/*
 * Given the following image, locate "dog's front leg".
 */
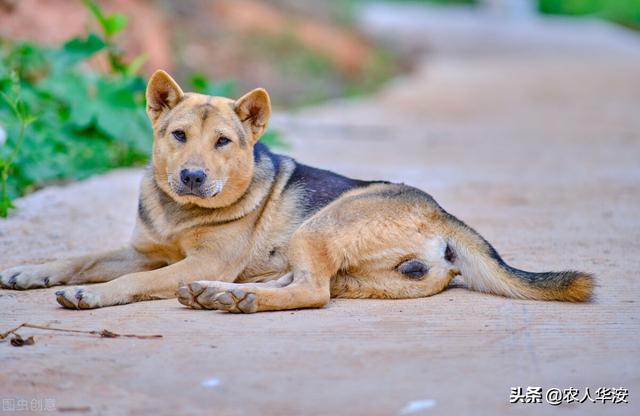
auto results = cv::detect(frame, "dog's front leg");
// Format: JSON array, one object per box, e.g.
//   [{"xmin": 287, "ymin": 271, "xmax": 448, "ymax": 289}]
[
  {"xmin": 0, "ymin": 246, "xmax": 162, "ymax": 290},
  {"xmin": 54, "ymin": 252, "xmax": 243, "ymax": 309}
]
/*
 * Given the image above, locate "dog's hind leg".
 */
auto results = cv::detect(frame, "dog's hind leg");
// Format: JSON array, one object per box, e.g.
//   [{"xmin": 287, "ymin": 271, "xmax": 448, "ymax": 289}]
[{"xmin": 0, "ymin": 247, "xmax": 164, "ymax": 290}]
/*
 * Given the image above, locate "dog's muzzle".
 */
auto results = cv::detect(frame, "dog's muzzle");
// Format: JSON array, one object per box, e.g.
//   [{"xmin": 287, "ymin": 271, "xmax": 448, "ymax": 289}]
[{"xmin": 172, "ymin": 170, "xmax": 224, "ymax": 198}]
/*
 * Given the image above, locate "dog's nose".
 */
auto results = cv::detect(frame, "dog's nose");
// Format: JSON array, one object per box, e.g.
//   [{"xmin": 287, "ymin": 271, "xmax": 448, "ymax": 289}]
[{"xmin": 180, "ymin": 169, "xmax": 206, "ymax": 189}]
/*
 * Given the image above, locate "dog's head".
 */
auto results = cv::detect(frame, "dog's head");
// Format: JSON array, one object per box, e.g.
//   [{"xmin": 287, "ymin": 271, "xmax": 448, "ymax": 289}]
[{"xmin": 145, "ymin": 70, "xmax": 271, "ymax": 208}]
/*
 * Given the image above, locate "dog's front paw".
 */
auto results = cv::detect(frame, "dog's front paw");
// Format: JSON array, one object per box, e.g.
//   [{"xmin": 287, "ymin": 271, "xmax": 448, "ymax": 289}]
[
  {"xmin": 55, "ymin": 287, "xmax": 102, "ymax": 309},
  {"xmin": 0, "ymin": 265, "xmax": 59, "ymax": 290},
  {"xmin": 177, "ymin": 281, "xmax": 257, "ymax": 313}
]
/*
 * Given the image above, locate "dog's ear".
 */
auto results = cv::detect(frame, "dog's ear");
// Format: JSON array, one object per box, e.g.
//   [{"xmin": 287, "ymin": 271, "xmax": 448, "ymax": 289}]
[
  {"xmin": 234, "ymin": 88, "xmax": 271, "ymax": 143},
  {"xmin": 146, "ymin": 70, "xmax": 184, "ymax": 123}
]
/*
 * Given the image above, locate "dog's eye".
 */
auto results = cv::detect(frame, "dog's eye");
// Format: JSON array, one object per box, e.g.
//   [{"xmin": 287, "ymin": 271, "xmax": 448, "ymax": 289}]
[
  {"xmin": 172, "ymin": 130, "xmax": 187, "ymax": 143},
  {"xmin": 215, "ymin": 136, "xmax": 231, "ymax": 148}
]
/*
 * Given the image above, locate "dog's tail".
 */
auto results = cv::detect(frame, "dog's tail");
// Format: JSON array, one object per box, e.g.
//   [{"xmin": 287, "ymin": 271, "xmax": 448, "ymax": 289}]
[{"xmin": 443, "ymin": 215, "xmax": 593, "ymax": 302}]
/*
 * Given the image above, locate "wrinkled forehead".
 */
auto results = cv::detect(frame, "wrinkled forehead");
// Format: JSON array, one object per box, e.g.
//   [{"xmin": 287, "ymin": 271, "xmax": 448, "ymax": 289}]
[{"xmin": 157, "ymin": 93, "xmax": 246, "ymax": 140}]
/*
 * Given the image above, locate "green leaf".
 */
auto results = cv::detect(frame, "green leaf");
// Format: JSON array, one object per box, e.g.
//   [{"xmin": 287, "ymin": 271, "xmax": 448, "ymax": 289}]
[
  {"xmin": 59, "ymin": 34, "xmax": 106, "ymax": 65},
  {"xmin": 81, "ymin": 0, "xmax": 127, "ymax": 37},
  {"xmin": 103, "ymin": 14, "xmax": 128, "ymax": 36},
  {"xmin": 82, "ymin": 0, "xmax": 107, "ymax": 28},
  {"xmin": 189, "ymin": 72, "xmax": 209, "ymax": 93},
  {"xmin": 125, "ymin": 54, "xmax": 148, "ymax": 76},
  {"xmin": 39, "ymin": 72, "xmax": 95, "ymax": 128},
  {"xmin": 96, "ymin": 77, "xmax": 138, "ymax": 108}
]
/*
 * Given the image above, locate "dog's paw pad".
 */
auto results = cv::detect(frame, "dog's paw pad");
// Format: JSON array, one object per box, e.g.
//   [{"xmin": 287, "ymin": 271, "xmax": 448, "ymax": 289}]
[
  {"xmin": 215, "ymin": 292, "xmax": 234, "ymax": 306},
  {"xmin": 236, "ymin": 292, "xmax": 257, "ymax": 314},
  {"xmin": 177, "ymin": 285, "xmax": 204, "ymax": 309},
  {"xmin": 177, "ymin": 282, "xmax": 258, "ymax": 313},
  {"xmin": 210, "ymin": 288, "xmax": 257, "ymax": 314}
]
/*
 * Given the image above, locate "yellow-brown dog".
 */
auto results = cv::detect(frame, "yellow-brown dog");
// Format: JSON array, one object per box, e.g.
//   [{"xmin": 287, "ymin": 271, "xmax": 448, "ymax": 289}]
[{"xmin": 0, "ymin": 70, "xmax": 593, "ymax": 312}]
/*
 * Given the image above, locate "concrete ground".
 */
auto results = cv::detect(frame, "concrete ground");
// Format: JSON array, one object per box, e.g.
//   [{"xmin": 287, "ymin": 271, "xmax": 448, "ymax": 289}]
[{"xmin": 1, "ymin": 4, "xmax": 639, "ymax": 415}]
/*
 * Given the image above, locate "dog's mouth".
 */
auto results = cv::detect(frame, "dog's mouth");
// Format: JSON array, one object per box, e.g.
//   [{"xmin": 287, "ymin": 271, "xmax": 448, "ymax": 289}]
[
  {"xmin": 169, "ymin": 176, "xmax": 226, "ymax": 199},
  {"xmin": 176, "ymin": 188, "xmax": 219, "ymax": 198}
]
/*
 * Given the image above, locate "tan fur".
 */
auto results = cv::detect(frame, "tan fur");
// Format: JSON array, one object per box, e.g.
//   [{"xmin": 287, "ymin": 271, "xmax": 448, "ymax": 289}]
[{"xmin": 0, "ymin": 70, "xmax": 593, "ymax": 311}]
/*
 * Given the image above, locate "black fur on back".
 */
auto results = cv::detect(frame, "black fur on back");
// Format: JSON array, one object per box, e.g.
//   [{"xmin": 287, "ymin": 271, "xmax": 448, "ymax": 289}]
[
  {"xmin": 277, "ymin": 152, "xmax": 384, "ymax": 216},
  {"xmin": 255, "ymin": 142, "xmax": 383, "ymax": 216}
]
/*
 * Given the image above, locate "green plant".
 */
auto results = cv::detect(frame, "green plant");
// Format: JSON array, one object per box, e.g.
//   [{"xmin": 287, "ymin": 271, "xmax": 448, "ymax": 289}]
[
  {"xmin": 0, "ymin": 1, "xmax": 151, "ymax": 218},
  {"xmin": 538, "ymin": 0, "xmax": 640, "ymax": 30},
  {"xmin": 81, "ymin": 0, "xmax": 142, "ymax": 74},
  {"xmin": 0, "ymin": 1, "xmax": 284, "ymax": 218},
  {"xmin": 0, "ymin": 74, "xmax": 36, "ymax": 217}
]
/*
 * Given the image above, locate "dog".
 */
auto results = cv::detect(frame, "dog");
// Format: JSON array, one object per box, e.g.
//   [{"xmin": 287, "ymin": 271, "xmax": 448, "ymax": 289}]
[{"xmin": 0, "ymin": 70, "xmax": 593, "ymax": 312}]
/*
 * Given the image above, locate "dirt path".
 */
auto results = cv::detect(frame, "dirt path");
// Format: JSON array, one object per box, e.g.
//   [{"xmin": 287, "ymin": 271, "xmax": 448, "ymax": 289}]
[{"xmin": 1, "ymin": 4, "xmax": 639, "ymax": 415}]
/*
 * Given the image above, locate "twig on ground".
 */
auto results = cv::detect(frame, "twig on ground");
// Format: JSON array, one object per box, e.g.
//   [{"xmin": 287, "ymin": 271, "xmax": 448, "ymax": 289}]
[{"xmin": 0, "ymin": 322, "xmax": 162, "ymax": 341}]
